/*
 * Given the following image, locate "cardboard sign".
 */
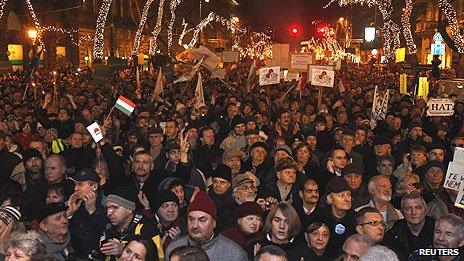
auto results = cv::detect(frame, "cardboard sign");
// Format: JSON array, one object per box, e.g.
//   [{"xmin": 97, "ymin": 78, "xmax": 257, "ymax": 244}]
[
  {"xmin": 259, "ymin": 66, "xmax": 281, "ymax": 86},
  {"xmin": 308, "ymin": 65, "xmax": 334, "ymax": 83},
  {"xmin": 395, "ymin": 48, "xmax": 406, "ymax": 63},
  {"xmin": 222, "ymin": 51, "xmax": 239, "ymax": 62},
  {"xmin": 455, "ymin": 180, "xmax": 464, "ymax": 209},
  {"xmin": 444, "ymin": 162, "xmax": 464, "ymax": 191},
  {"xmin": 86, "ymin": 122, "xmax": 104, "ymax": 143},
  {"xmin": 311, "ymin": 68, "xmax": 335, "ymax": 87},
  {"xmin": 400, "ymin": 74, "xmax": 407, "ymax": 94},
  {"xmin": 454, "ymin": 147, "xmax": 464, "ymax": 163},
  {"xmin": 291, "ymin": 54, "xmax": 312, "ymax": 70},
  {"xmin": 426, "ymin": 98, "xmax": 454, "ymax": 116}
]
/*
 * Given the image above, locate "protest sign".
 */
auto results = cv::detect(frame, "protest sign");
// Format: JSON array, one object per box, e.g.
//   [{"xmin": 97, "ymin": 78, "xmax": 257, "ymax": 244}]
[
  {"xmin": 427, "ymin": 98, "xmax": 454, "ymax": 116},
  {"xmin": 268, "ymin": 44, "xmax": 289, "ymax": 67},
  {"xmin": 444, "ymin": 162, "xmax": 464, "ymax": 191},
  {"xmin": 454, "ymin": 147, "xmax": 464, "ymax": 163},
  {"xmin": 86, "ymin": 122, "xmax": 104, "ymax": 143},
  {"xmin": 395, "ymin": 48, "xmax": 405, "ymax": 63},
  {"xmin": 308, "ymin": 65, "xmax": 334, "ymax": 83},
  {"xmin": 311, "ymin": 68, "xmax": 335, "ymax": 87},
  {"xmin": 222, "ymin": 51, "xmax": 239, "ymax": 62},
  {"xmin": 455, "ymin": 181, "xmax": 464, "ymax": 209},
  {"xmin": 259, "ymin": 66, "xmax": 281, "ymax": 86},
  {"xmin": 291, "ymin": 54, "xmax": 312, "ymax": 70}
]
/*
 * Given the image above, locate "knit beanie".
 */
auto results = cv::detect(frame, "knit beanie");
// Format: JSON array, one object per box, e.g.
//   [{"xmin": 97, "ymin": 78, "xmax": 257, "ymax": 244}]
[
  {"xmin": 188, "ymin": 191, "xmax": 217, "ymax": 220},
  {"xmin": 105, "ymin": 186, "xmax": 136, "ymax": 211},
  {"xmin": 231, "ymin": 115, "xmax": 245, "ymax": 128},
  {"xmin": 211, "ymin": 164, "xmax": 232, "ymax": 183},
  {"xmin": 0, "ymin": 206, "xmax": 21, "ymax": 226},
  {"xmin": 22, "ymin": 148, "xmax": 43, "ymax": 165},
  {"xmin": 234, "ymin": 201, "xmax": 263, "ymax": 221},
  {"xmin": 150, "ymin": 190, "xmax": 179, "ymax": 212}
]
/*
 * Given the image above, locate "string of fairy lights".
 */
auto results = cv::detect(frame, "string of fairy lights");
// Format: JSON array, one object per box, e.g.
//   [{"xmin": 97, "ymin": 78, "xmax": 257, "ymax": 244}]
[
  {"xmin": 167, "ymin": 0, "xmax": 183, "ymax": 52},
  {"xmin": 401, "ymin": 0, "xmax": 416, "ymax": 54},
  {"xmin": 132, "ymin": 0, "xmax": 155, "ymax": 57},
  {"xmin": 92, "ymin": 0, "xmax": 112, "ymax": 60},
  {"xmin": 301, "ymin": 27, "xmax": 347, "ymax": 60},
  {"xmin": 0, "ymin": 0, "xmax": 7, "ymax": 20},
  {"xmin": 437, "ymin": 0, "xmax": 464, "ymax": 53},
  {"xmin": 148, "ymin": 0, "xmax": 166, "ymax": 56}
]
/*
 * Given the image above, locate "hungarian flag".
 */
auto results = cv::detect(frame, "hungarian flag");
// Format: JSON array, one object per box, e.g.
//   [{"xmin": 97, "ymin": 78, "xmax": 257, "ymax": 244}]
[{"xmin": 115, "ymin": 96, "xmax": 136, "ymax": 116}]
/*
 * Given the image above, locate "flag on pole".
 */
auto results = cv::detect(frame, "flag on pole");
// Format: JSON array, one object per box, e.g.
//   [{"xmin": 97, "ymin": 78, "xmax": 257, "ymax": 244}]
[
  {"xmin": 174, "ymin": 57, "xmax": 204, "ymax": 83},
  {"xmin": 295, "ymin": 75, "xmax": 305, "ymax": 98},
  {"xmin": 370, "ymin": 86, "xmax": 390, "ymax": 129},
  {"xmin": 195, "ymin": 72, "xmax": 205, "ymax": 105},
  {"xmin": 246, "ymin": 60, "xmax": 256, "ymax": 91},
  {"xmin": 135, "ymin": 65, "xmax": 141, "ymax": 91},
  {"xmin": 22, "ymin": 49, "xmax": 43, "ymax": 85},
  {"xmin": 115, "ymin": 96, "xmax": 136, "ymax": 116},
  {"xmin": 152, "ymin": 68, "xmax": 164, "ymax": 100}
]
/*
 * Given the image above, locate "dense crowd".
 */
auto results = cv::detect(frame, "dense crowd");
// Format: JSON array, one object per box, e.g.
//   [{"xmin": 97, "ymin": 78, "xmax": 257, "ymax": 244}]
[{"xmin": 0, "ymin": 60, "xmax": 462, "ymax": 261}]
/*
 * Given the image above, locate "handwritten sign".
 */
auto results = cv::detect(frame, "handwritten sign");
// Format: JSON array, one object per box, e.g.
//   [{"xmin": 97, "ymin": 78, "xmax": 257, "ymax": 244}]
[
  {"xmin": 222, "ymin": 51, "xmax": 239, "ymax": 62},
  {"xmin": 291, "ymin": 54, "xmax": 312, "ymax": 70},
  {"xmin": 444, "ymin": 162, "xmax": 464, "ymax": 191},
  {"xmin": 455, "ymin": 181, "xmax": 464, "ymax": 209},
  {"xmin": 427, "ymin": 98, "xmax": 454, "ymax": 116}
]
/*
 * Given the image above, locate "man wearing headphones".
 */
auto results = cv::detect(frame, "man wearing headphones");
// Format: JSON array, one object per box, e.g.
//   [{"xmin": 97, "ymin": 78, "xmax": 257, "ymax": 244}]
[{"xmin": 68, "ymin": 168, "xmax": 109, "ymax": 258}]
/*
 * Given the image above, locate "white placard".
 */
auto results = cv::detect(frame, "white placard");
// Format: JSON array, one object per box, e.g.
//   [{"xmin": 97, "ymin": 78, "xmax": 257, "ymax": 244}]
[
  {"xmin": 291, "ymin": 54, "xmax": 312, "ymax": 70},
  {"xmin": 454, "ymin": 147, "xmax": 464, "ymax": 163},
  {"xmin": 86, "ymin": 122, "xmax": 104, "ymax": 143},
  {"xmin": 222, "ymin": 51, "xmax": 239, "ymax": 62},
  {"xmin": 308, "ymin": 65, "xmax": 334, "ymax": 83},
  {"xmin": 311, "ymin": 68, "xmax": 335, "ymax": 87},
  {"xmin": 455, "ymin": 181, "xmax": 464, "ymax": 209},
  {"xmin": 259, "ymin": 66, "xmax": 281, "ymax": 86},
  {"xmin": 444, "ymin": 162, "xmax": 464, "ymax": 191},
  {"xmin": 427, "ymin": 98, "xmax": 454, "ymax": 116},
  {"xmin": 285, "ymin": 72, "xmax": 300, "ymax": 82}
]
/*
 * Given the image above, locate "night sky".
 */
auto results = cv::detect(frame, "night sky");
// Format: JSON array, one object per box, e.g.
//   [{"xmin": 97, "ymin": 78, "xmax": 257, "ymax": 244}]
[{"xmin": 237, "ymin": 0, "xmax": 373, "ymax": 41}]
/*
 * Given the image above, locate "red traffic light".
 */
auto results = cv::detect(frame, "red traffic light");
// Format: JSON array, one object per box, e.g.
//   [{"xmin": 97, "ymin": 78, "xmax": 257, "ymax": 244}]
[{"xmin": 289, "ymin": 24, "xmax": 302, "ymax": 37}]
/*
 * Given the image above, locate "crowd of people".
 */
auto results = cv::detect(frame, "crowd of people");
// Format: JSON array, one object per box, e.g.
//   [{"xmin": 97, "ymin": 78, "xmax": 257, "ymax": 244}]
[{"xmin": 0, "ymin": 59, "xmax": 462, "ymax": 261}]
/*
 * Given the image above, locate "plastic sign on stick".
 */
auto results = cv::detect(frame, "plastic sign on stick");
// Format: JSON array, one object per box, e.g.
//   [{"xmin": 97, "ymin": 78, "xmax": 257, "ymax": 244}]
[{"xmin": 86, "ymin": 122, "xmax": 104, "ymax": 143}]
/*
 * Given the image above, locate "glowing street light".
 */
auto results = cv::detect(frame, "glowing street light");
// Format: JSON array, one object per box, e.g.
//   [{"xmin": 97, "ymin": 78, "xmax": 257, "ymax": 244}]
[{"xmin": 27, "ymin": 29, "xmax": 38, "ymax": 40}]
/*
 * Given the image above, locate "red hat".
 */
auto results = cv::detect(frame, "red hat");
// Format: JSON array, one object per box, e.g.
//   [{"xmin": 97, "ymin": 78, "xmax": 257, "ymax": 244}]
[{"xmin": 188, "ymin": 191, "xmax": 217, "ymax": 220}]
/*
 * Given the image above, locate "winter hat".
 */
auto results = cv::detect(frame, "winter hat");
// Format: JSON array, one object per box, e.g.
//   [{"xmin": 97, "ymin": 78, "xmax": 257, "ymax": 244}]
[
  {"xmin": 250, "ymin": 141, "xmax": 269, "ymax": 153},
  {"xmin": 22, "ymin": 148, "xmax": 43, "ymax": 165},
  {"xmin": 342, "ymin": 161, "xmax": 365, "ymax": 176},
  {"xmin": 231, "ymin": 115, "xmax": 245, "ymax": 128},
  {"xmin": 46, "ymin": 128, "xmax": 58, "ymax": 138},
  {"xmin": 326, "ymin": 177, "xmax": 351, "ymax": 194},
  {"xmin": 222, "ymin": 149, "xmax": 244, "ymax": 160},
  {"xmin": 150, "ymin": 190, "xmax": 179, "ymax": 212},
  {"xmin": 424, "ymin": 160, "xmax": 446, "ymax": 174},
  {"xmin": 373, "ymin": 135, "xmax": 390, "ymax": 146},
  {"xmin": 314, "ymin": 114, "xmax": 327, "ymax": 124},
  {"xmin": 37, "ymin": 203, "xmax": 68, "ymax": 222},
  {"xmin": 0, "ymin": 206, "xmax": 21, "ymax": 226},
  {"xmin": 234, "ymin": 201, "xmax": 263, "ymax": 221},
  {"xmin": 275, "ymin": 157, "xmax": 298, "ymax": 172},
  {"xmin": 274, "ymin": 145, "xmax": 292, "ymax": 156},
  {"xmin": 244, "ymin": 129, "xmax": 259, "ymax": 136},
  {"xmin": 105, "ymin": 186, "xmax": 137, "ymax": 211},
  {"xmin": 188, "ymin": 191, "xmax": 217, "ymax": 220},
  {"xmin": 211, "ymin": 164, "xmax": 232, "ymax": 182}
]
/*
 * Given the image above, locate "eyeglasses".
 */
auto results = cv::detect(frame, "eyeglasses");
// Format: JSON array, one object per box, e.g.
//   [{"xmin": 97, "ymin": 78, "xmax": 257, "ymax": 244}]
[{"xmin": 359, "ymin": 220, "xmax": 386, "ymax": 227}]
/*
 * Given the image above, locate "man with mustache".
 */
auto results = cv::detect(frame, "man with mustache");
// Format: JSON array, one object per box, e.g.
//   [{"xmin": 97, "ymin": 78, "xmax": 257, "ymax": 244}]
[
  {"xmin": 293, "ymin": 179, "xmax": 321, "ymax": 231},
  {"xmin": 355, "ymin": 175, "xmax": 403, "ymax": 231},
  {"xmin": 165, "ymin": 191, "xmax": 247, "ymax": 260}
]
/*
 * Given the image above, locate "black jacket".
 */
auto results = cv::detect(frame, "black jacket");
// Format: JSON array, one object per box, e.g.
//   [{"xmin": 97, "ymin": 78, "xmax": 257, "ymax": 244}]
[
  {"xmin": 384, "ymin": 216, "xmax": 435, "ymax": 260},
  {"xmin": 247, "ymin": 234, "xmax": 314, "ymax": 261}
]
